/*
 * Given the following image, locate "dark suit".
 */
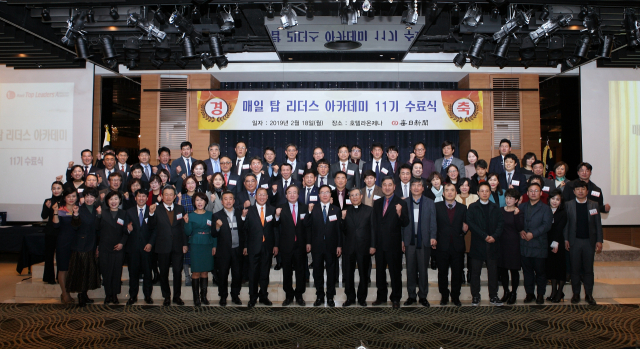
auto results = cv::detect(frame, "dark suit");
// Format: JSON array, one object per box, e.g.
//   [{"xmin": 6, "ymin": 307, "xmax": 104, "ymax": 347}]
[
  {"xmin": 402, "ymin": 196, "xmax": 437, "ymax": 300},
  {"xmin": 435, "ymin": 201, "xmax": 467, "ymax": 300},
  {"xmin": 95, "ymin": 168, "xmax": 126, "ymax": 191},
  {"xmin": 316, "ymin": 174, "xmax": 335, "ymax": 188},
  {"xmin": 330, "ymin": 161, "xmax": 361, "ymax": 189},
  {"xmin": 170, "ymin": 157, "xmax": 197, "ymax": 194},
  {"xmin": 231, "ymin": 157, "xmax": 251, "ymax": 177},
  {"xmin": 284, "ymin": 160, "xmax": 306, "ymax": 183},
  {"xmin": 156, "ymin": 163, "xmax": 171, "ymax": 173},
  {"xmin": 213, "ymin": 208, "xmax": 245, "ymax": 299},
  {"xmin": 373, "ymin": 195, "xmax": 410, "ymax": 302},
  {"xmin": 489, "ymin": 154, "xmax": 520, "ymax": 176},
  {"xmin": 204, "ymin": 158, "xmax": 221, "ymax": 176},
  {"xmin": 234, "ymin": 189, "xmax": 257, "ymax": 211},
  {"xmin": 563, "ymin": 179, "xmax": 609, "ymax": 213},
  {"xmin": 96, "ymin": 209, "xmax": 129, "ymax": 298},
  {"xmin": 277, "ymin": 202, "xmax": 309, "ymax": 300},
  {"xmin": 66, "ymin": 164, "xmax": 97, "ymax": 183},
  {"xmin": 116, "ymin": 163, "xmax": 130, "ymax": 177},
  {"xmin": 149, "ymin": 204, "xmax": 187, "ymax": 300},
  {"xmin": 269, "ymin": 177, "xmax": 301, "ymax": 207},
  {"xmin": 299, "ymin": 185, "xmax": 319, "ymax": 206},
  {"xmin": 331, "ymin": 188, "xmax": 352, "ymax": 211},
  {"xmin": 125, "ymin": 205, "xmax": 155, "ymax": 299},
  {"xmin": 466, "ymin": 201, "xmax": 504, "ymax": 299},
  {"xmin": 499, "ymin": 170, "xmax": 528, "ymax": 196},
  {"xmin": 262, "ymin": 162, "xmax": 280, "ymax": 179},
  {"xmin": 242, "ymin": 204, "xmax": 279, "ymax": 301},
  {"xmin": 341, "ymin": 204, "xmax": 375, "ymax": 302},
  {"xmin": 304, "ymin": 202, "xmax": 343, "ymax": 300},
  {"xmin": 221, "ymin": 172, "xmax": 241, "ymax": 197},
  {"xmin": 365, "ymin": 159, "xmax": 394, "ymax": 186},
  {"xmin": 243, "ymin": 172, "xmax": 271, "ymax": 193},
  {"xmin": 394, "ymin": 181, "xmax": 413, "ymax": 199},
  {"xmin": 74, "ymin": 204, "xmax": 99, "ymax": 253}
]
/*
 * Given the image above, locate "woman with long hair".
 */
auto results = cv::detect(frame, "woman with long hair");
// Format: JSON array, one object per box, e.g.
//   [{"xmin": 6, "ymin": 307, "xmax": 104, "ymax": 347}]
[
  {"xmin": 487, "ymin": 173, "xmax": 506, "ymax": 207},
  {"xmin": 41, "ymin": 181, "xmax": 64, "ymax": 284},
  {"xmin": 51, "ymin": 187, "xmax": 80, "ymax": 304},
  {"xmin": 546, "ymin": 190, "xmax": 568, "ymax": 303}
]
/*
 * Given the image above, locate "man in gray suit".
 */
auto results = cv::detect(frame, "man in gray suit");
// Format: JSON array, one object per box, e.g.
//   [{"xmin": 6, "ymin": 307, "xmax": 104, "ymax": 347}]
[
  {"xmin": 564, "ymin": 180, "xmax": 603, "ymax": 306},
  {"xmin": 401, "ymin": 178, "xmax": 437, "ymax": 307},
  {"xmin": 518, "ymin": 183, "xmax": 553, "ymax": 305},
  {"xmin": 434, "ymin": 141, "xmax": 466, "ymax": 179},
  {"xmin": 331, "ymin": 144, "xmax": 361, "ymax": 190}
]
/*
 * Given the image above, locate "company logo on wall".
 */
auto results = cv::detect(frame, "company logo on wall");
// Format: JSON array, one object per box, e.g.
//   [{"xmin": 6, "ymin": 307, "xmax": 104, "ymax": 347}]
[
  {"xmin": 448, "ymin": 97, "xmax": 480, "ymax": 123},
  {"xmin": 6, "ymin": 91, "xmax": 15, "ymax": 99},
  {"xmin": 202, "ymin": 97, "xmax": 231, "ymax": 121}
]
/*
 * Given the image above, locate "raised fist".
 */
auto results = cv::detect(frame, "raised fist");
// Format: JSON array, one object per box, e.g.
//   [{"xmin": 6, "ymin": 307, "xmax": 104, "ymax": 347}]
[
  {"xmin": 45, "ymin": 200, "xmax": 51, "ymax": 208},
  {"xmin": 216, "ymin": 219, "xmax": 223, "ymax": 229},
  {"xmin": 55, "ymin": 175, "xmax": 63, "ymax": 182},
  {"xmin": 127, "ymin": 222, "xmax": 133, "ymax": 231},
  {"xmin": 342, "ymin": 210, "xmax": 347, "ymax": 219},
  {"xmin": 276, "ymin": 208, "xmax": 282, "ymax": 217},
  {"xmin": 244, "ymin": 200, "xmax": 251, "ymax": 208},
  {"xmin": 176, "ymin": 165, "xmax": 182, "ymax": 174},
  {"xmin": 395, "ymin": 204, "xmax": 402, "ymax": 217},
  {"xmin": 149, "ymin": 203, "xmax": 157, "ymax": 214},
  {"xmin": 183, "ymin": 214, "xmax": 189, "ymax": 224},
  {"xmin": 409, "ymin": 153, "xmax": 416, "ymax": 162},
  {"xmin": 124, "ymin": 192, "xmax": 129, "ymax": 200},
  {"xmin": 52, "ymin": 202, "xmax": 59, "ymax": 213},
  {"xmin": 272, "ymin": 184, "xmax": 278, "ymax": 192},
  {"xmin": 68, "ymin": 161, "xmax": 74, "ymax": 168},
  {"xmin": 96, "ymin": 206, "xmax": 102, "ymax": 215},
  {"xmin": 308, "ymin": 203, "xmax": 315, "ymax": 212},
  {"xmin": 307, "ymin": 162, "xmax": 312, "ymax": 169},
  {"xmin": 273, "ymin": 164, "xmax": 279, "ymax": 173},
  {"xmin": 210, "ymin": 193, "xmax": 216, "ymax": 202},
  {"xmin": 97, "ymin": 175, "xmax": 103, "ymax": 184}
]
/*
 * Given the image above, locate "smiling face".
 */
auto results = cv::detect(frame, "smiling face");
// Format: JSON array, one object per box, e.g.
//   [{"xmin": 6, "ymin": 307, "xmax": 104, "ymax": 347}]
[
  {"xmin": 208, "ymin": 145, "xmax": 220, "ymax": 160},
  {"xmin": 338, "ymin": 147, "xmax": 350, "ymax": 162}
]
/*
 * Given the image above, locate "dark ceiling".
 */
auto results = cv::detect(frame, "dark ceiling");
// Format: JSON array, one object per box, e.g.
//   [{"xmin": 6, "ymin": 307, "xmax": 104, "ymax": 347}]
[{"xmin": 0, "ymin": 0, "xmax": 639, "ymax": 70}]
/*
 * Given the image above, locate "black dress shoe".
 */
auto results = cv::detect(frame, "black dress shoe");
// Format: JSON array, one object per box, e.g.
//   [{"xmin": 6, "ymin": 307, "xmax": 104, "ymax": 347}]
[
  {"xmin": 571, "ymin": 294, "xmax": 580, "ymax": 304},
  {"xmin": 536, "ymin": 294, "xmax": 544, "ymax": 305},
  {"xmin": 78, "ymin": 296, "xmax": 86, "ymax": 307},
  {"xmin": 404, "ymin": 298, "xmax": 416, "ymax": 306},
  {"xmin": 420, "ymin": 299, "xmax": 430, "ymax": 307},
  {"xmin": 163, "ymin": 298, "xmax": 171, "ymax": 306},
  {"xmin": 342, "ymin": 300, "xmax": 353, "ymax": 307},
  {"xmin": 127, "ymin": 297, "xmax": 137, "ymax": 305},
  {"xmin": 231, "ymin": 296, "xmax": 242, "ymax": 305},
  {"xmin": 358, "ymin": 301, "xmax": 367, "ymax": 307},
  {"xmin": 392, "ymin": 301, "xmax": 401, "ymax": 309},
  {"xmin": 500, "ymin": 291, "xmax": 511, "ymax": 303},
  {"xmin": 313, "ymin": 298, "xmax": 323, "ymax": 307},
  {"xmin": 172, "ymin": 297, "xmax": 185, "ymax": 306},
  {"xmin": 112, "ymin": 297, "xmax": 119, "ymax": 305},
  {"xmin": 103, "ymin": 296, "xmax": 112, "ymax": 305},
  {"xmin": 259, "ymin": 298, "xmax": 273, "ymax": 306},
  {"xmin": 296, "ymin": 297, "xmax": 306, "ymax": 306},
  {"xmin": 282, "ymin": 298, "xmax": 293, "ymax": 306},
  {"xmin": 219, "ymin": 299, "xmax": 227, "ymax": 306},
  {"xmin": 585, "ymin": 294, "xmax": 597, "ymax": 306},
  {"xmin": 80, "ymin": 293, "xmax": 94, "ymax": 304},
  {"xmin": 523, "ymin": 294, "xmax": 535, "ymax": 303},
  {"xmin": 274, "ymin": 263, "xmax": 282, "ymax": 271},
  {"xmin": 552, "ymin": 291, "xmax": 565, "ymax": 303},
  {"xmin": 327, "ymin": 299, "xmax": 335, "ymax": 307},
  {"xmin": 452, "ymin": 298, "xmax": 462, "ymax": 307},
  {"xmin": 372, "ymin": 299, "xmax": 387, "ymax": 306},
  {"xmin": 247, "ymin": 301, "xmax": 256, "ymax": 308},
  {"xmin": 507, "ymin": 292, "xmax": 517, "ymax": 305},
  {"xmin": 440, "ymin": 297, "xmax": 448, "ymax": 306},
  {"xmin": 144, "ymin": 297, "xmax": 153, "ymax": 304}
]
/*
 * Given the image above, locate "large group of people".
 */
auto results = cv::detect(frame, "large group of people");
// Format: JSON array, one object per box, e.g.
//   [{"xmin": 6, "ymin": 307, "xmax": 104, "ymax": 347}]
[{"xmin": 41, "ymin": 138, "xmax": 609, "ymax": 308}]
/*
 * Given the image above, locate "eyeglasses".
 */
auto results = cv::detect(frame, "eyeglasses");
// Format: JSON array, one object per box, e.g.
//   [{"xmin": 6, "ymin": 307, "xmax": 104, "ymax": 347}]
[
  {"xmin": 236, "ymin": 146, "xmax": 247, "ymax": 150},
  {"xmin": 351, "ymin": 149, "xmax": 361, "ymax": 153},
  {"xmin": 220, "ymin": 161, "xmax": 232, "ymax": 165},
  {"xmin": 318, "ymin": 165, "xmax": 329, "ymax": 168},
  {"xmin": 528, "ymin": 190, "xmax": 540, "ymax": 193}
]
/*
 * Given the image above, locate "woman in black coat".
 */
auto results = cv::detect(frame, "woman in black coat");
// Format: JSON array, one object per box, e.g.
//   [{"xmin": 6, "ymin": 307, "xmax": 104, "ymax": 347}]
[
  {"xmin": 497, "ymin": 189, "xmax": 525, "ymax": 305},
  {"xmin": 41, "ymin": 181, "xmax": 64, "ymax": 284},
  {"xmin": 97, "ymin": 191, "xmax": 129, "ymax": 305},
  {"xmin": 546, "ymin": 189, "xmax": 568, "ymax": 303}
]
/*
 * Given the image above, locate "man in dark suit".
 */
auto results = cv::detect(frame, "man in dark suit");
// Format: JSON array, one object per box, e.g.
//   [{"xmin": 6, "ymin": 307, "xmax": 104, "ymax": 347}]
[
  {"xmin": 242, "ymin": 187, "xmax": 279, "ymax": 307},
  {"xmin": 372, "ymin": 176, "xmax": 410, "ymax": 309},
  {"xmin": 231, "ymin": 141, "xmax": 251, "ymax": 177},
  {"xmin": 532, "ymin": 160, "xmax": 556, "ymax": 194},
  {"xmin": 284, "ymin": 143, "xmax": 305, "ymax": 182},
  {"xmin": 148, "ymin": 186, "xmax": 188, "ymax": 306},
  {"xmin": 331, "ymin": 172, "xmax": 352, "ymax": 210},
  {"xmin": 243, "ymin": 156, "xmax": 270, "ymax": 192},
  {"xmin": 262, "ymin": 147, "xmax": 280, "ymax": 179},
  {"xmin": 270, "ymin": 163, "xmax": 301, "ymax": 207},
  {"xmin": 407, "ymin": 142, "xmax": 436, "ymax": 180},
  {"xmin": 65, "ymin": 149, "xmax": 97, "ymax": 182},
  {"xmin": 299, "ymin": 169, "xmax": 319, "ymax": 206},
  {"xmin": 98, "ymin": 173, "xmax": 125, "ymax": 202},
  {"xmin": 153, "ymin": 147, "xmax": 172, "ymax": 174},
  {"xmin": 360, "ymin": 170, "xmax": 384, "ymax": 207},
  {"xmin": 95, "ymin": 153, "xmax": 126, "ymax": 191},
  {"xmin": 116, "ymin": 148, "xmax": 130, "ymax": 176},
  {"xmin": 135, "ymin": 148, "xmax": 153, "ymax": 185},
  {"xmin": 316, "ymin": 159, "xmax": 335, "ymax": 188},
  {"xmin": 341, "ymin": 188, "xmax": 375, "ymax": 307},
  {"xmin": 235, "ymin": 173, "xmax": 258, "ymax": 211},
  {"xmin": 204, "ymin": 143, "xmax": 222, "ymax": 177},
  {"xmin": 435, "ymin": 183, "xmax": 468, "ymax": 307},
  {"xmin": 331, "ymin": 145, "xmax": 361, "ymax": 190},
  {"xmin": 563, "ymin": 162, "xmax": 611, "ymax": 213},
  {"xmin": 489, "ymin": 138, "xmax": 520, "ymax": 176},
  {"xmin": 499, "ymin": 154, "xmax": 528, "ymax": 196},
  {"xmin": 402, "ymin": 178, "xmax": 437, "ymax": 307},
  {"xmin": 304, "ymin": 185, "xmax": 343, "ymax": 307},
  {"xmin": 367, "ymin": 143, "xmax": 394, "ymax": 187},
  {"xmin": 220, "ymin": 156, "xmax": 241, "ymax": 196},
  {"xmin": 213, "ymin": 191, "xmax": 245, "ymax": 306},
  {"xmin": 394, "ymin": 164, "xmax": 413, "ymax": 199},
  {"xmin": 434, "ymin": 140, "xmax": 466, "ymax": 179},
  {"xmin": 564, "ymin": 180, "xmax": 603, "ymax": 306},
  {"xmin": 124, "ymin": 189, "xmax": 156, "ymax": 305},
  {"xmin": 170, "ymin": 141, "xmax": 197, "ymax": 193},
  {"xmin": 386, "ymin": 145, "xmax": 401, "ymax": 180},
  {"xmin": 277, "ymin": 186, "xmax": 309, "ymax": 306},
  {"xmin": 349, "ymin": 144, "xmax": 366, "ymax": 177}
]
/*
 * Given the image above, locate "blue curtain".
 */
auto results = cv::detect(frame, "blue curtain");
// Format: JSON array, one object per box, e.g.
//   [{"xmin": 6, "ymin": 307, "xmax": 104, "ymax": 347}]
[{"xmin": 218, "ymin": 81, "xmax": 459, "ymax": 164}]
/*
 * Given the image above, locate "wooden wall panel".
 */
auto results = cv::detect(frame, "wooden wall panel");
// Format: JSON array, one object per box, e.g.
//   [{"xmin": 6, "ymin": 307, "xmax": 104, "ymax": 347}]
[
  {"xmin": 603, "ymin": 226, "xmax": 640, "ymax": 248},
  {"xmin": 459, "ymin": 74, "xmax": 493, "ymax": 164},
  {"xmin": 520, "ymin": 74, "xmax": 542, "ymax": 160},
  {"xmin": 140, "ymin": 75, "xmax": 160, "ymax": 164},
  {"xmin": 92, "ymin": 75, "xmax": 102, "ymax": 158}
]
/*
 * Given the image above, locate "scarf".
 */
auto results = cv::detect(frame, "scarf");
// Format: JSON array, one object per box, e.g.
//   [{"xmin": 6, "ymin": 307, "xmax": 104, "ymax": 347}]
[{"xmin": 431, "ymin": 186, "xmax": 444, "ymax": 203}]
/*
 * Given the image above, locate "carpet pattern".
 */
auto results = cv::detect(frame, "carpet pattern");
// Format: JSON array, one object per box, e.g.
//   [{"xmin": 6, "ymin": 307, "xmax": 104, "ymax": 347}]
[{"xmin": 0, "ymin": 304, "xmax": 639, "ymax": 348}]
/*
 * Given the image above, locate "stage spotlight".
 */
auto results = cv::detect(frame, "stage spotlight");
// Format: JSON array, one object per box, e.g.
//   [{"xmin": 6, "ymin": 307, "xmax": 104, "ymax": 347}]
[
  {"xmin": 149, "ymin": 38, "xmax": 171, "ymax": 68},
  {"xmin": 123, "ymin": 37, "xmax": 140, "ymax": 69},
  {"xmin": 519, "ymin": 36, "xmax": 536, "ymax": 67},
  {"xmin": 74, "ymin": 36, "xmax": 92, "ymax": 61},
  {"xmin": 453, "ymin": 51, "xmax": 466, "ymax": 68},
  {"xmin": 170, "ymin": 11, "xmax": 204, "ymax": 43},
  {"xmin": 462, "ymin": 4, "xmax": 482, "ymax": 27},
  {"xmin": 110, "ymin": 6, "xmax": 119, "ymax": 20},
  {"xmin": 266, "ymin": 3, "xmax": 275, "ymax": 19},
  {"xmin": 490, "ymin": 7, "xmax": 499, "ymax": 20},
  {"xmin": 307, "ymin": 4, "xmax": 315, "ymax": 19},
  {"xmin": 99, "ymin": 35, "xmax": 118, "ymax": 60},
  {"xmin": 451, "ymin": 3, "xmax": 461, "ymax": 24},
  {"xmin": 209, "ymin": 35, "xmax": 228, "ymax": 68},
  {"xmin": 362, "ymin": 0, "xmax": 371, "ymax": 13},
  {"xmin": 201, "ymin": 53, "xmax": 215, "ymax": 69},
  {"xmin": 128, "ymin": 13, "xmax": 167, "ymax": 42},
  {"xmin": 623, "ymin": 8, "xmax": 640, "ymax": 49},
  {"xmin": 539, "ymin": 5, "xmax": 549, "ymax": 21},
  {"xmin": 342, "ymin": 5, "xmax": 359, "ymax": 25},
  {"xmin": 578, "ymin": 5, "xmax": 588, "ymax": 20},
  {"xmin": 493, "ymin": 9, "xmax": 530, "ymax": 42},
  {"xmin": 529, "ymin": 14, "xmax": 572, "ymax": 45},
  {"xmin": 491, "ymin": 36, "xmax": 511, "ymax": 68},
  {"xmin": 280, "ymin": 3, "xmax": 298, "ymax": 29},
  {"xmin": 402, "ymin": 2, "xmax": 418, "ymax": 27},
  {"xmin": 41, "ymin": 8, "xmax": 51, "ymax": 22},
  {"xmin": 598, "ymin": 34, "xmax": 614, "ymax": 59},
  {"xmin": 546, "ymin": 35, "xmax": 563, "ymax": 66},
  {"xmin": 232, "ymin": 5, "xmax": 243, "ymax": 28},
  {"xmin": 174, "ymin": 55, "xmax": 189, "ymax": 69},
  {"xmin": 582, "ymin": 7, "xmax": 600, "ymax": 34},
  {"xmin": 218, "ymin": 11, "xmax": 235, "ymax": 32},
  {"xmin": 87, "ymin": 8, "xmax": 95, "ymax": 23},
  {"xmin": 428, "ymin": 3, "xmax": 439, "ymax": 22},
  {"xmin": 180, "ymin": 36, "xmax": 199, "ymax": 59},
  {"xmin": 61, "ymin": 11, "xmax": 87, "ymax": 47},
  {"xmin": 468, "ymin": 34, "xmax": 488, "ymax": 68},
  {"xmin": 565, "ymin": 35, "xmax": 590, "ymax": 68},
  {"xmin": 192, "ymin": 6, "xmax": 201, "ymax": 24}
]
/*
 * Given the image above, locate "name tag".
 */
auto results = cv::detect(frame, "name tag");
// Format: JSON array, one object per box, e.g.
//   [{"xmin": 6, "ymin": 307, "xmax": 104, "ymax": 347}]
[
  {"xmin": 261, "ymin": 184, "xmax": 268, "ymax": 189},
  {"xmin": 591, "ymin": 191, "xmax": 601, "ymax": 197},
  {"xmin": 542, "ymin": 186, "xmax": 550, "ymax": 192},
  {"xmin": 413, "ymin": 209, "xmax": 420, "ymax": 223},
  {"xmin": 347, "ymin": 170, "xmax": 355, "ymax": 176},
  {"xmin": 300, "ymin": 213, "xmax": 306, "ymax": 219},
  {"xmin": 265, "ymin": 215, "xmax": 273, "ymax": 222},
  {"xmin": 310, "ymin": 196, "xmax": 318, "ymax": 202},
  {"xmin": 329, "ymin": 185, "xmax": 335, "ymax": 190},
  {"xmin": 298, "ymin": 169, "xmax": 304, "ymax": 175},
  {"xmin": 346, "ymin": 199, "xmax": 352, "ymax": 205},
  {"xmin": 229, "ymin": 222, "xmax": 237, "ymax": 229},
  {"xmin": 359, "ymin": 169, "xmax": 362, "ymax": 175},
  {"xmin": 512, "ymin": 180, "xmax": 520, "ymax": 186},
  {"xmin": 176, "ymin": 213, "xmax": 183, "ymax": 220},
  {"xmin": 589, "ymin": 209, "xmax": 598, "ymax": 216},
  {"xmin": 329, "ymin": 214, "xmax": 337, "ymax": 222},
  {"xmin": 373, "ymin": 195, "xmax": 381, "ymax": 200},
  {"xmin": 145, "ymin": 218, "xmax": 148, "ymax": 223},
  {"xmin": 242, "ymin": 164, "xmax": 249, "ymax": 170},
  {"xmin": 77, "ymin": 188, "xmax": 84, "ymax": 193},
  {"xmin": 206, "ymin": 220, "xmax": 212, "ymax": 226},
  {"xmin": 229, "ymin": 180, "xmax": 237, "ymax": 185},
  {"xmin": 117, "ymin": 218, "xmax": 124, "ymax": 225},
  {"xmin": 381, "ymin": 168, "xmax": 389, "ymax": 175}
]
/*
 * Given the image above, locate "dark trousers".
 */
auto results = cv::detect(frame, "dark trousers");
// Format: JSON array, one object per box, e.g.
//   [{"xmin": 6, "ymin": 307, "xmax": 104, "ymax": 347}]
[
  {"xmin": 127, "ymin": 249, "xmax": 152, "ymax": 298},
  {"xmin": 470, "ymin": 257, "xmax": 499, "ymax": 299},
  {"xmin": 312, "ymin": 250, "xmax": 337, "ymax": 299},
  {"xmin": 570, "ymin": 238, "xmax": 595, "ymax": 296},
  {"xmin": 248, "ymin": 244, "xmax": 272, "ymax": 301},
  {"xmin": 375, "ymin": 249, "xmax": 403, "ymax": 302},
  {"xmin": 43, "ymin": 234, "xmax": 57, "ymax": 283},
  {"xmin": 99, "ymin": 251, "xmax": 124, "ymax": 297},
  {"xmin": 521, "ymin": 256, "xmax": 547, "ymax": 296},
  {"xmin": 499, "ymin": 267, "xmax": 520, "ymax": 294},
  {"xmin": 217, "ymin": 247, "xmax": 242, "ymax": 299},
  {"xmin": 157, "ymin": 251, "xmax": 184, "ymax": 299},
  {"xmin": 281, "ymin": 247, "xmax": 307, "ymax": 300},
  {"xmin": 406, "ymin": 245, "xmax": 431, "ymax": 300},
  {"xmin": 342, "ymin": 250, "xmax": 370, "ymax": 302},
  {"xmin": 437, "ymin": 249, "xmax": 464, "ymax": 299}
]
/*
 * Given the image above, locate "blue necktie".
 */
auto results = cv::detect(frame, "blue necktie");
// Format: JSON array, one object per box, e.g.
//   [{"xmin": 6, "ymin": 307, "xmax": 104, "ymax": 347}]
[
  {"xmin": 322, "ymin": 205, "xmax": 327, "ymax": 223},
  {"xmin": 214, "ymin": 160, "xmax": 220, "ymax": 173},
  {"xmin": 139, "ymin": 208, "xmax": 144, "ymax": 226},
  {"xmin": 268, "ymin": 164, "xmax": 273, "ymax": 177}
]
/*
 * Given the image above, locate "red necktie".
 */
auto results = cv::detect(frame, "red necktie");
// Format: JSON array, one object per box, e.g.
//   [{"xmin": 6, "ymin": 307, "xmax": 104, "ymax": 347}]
[
  {"xmin": 342, "ymin": 163, "xmax": 346, "ymax": 172},
  {"xmin": 383, "ymin": 198, "xmax": 390, "ymax": 216},
  {"xmin": 292, "ymin": 205, "xmax": 297, "ymax": 242},
  {"xmin": 224, "ymin": 173, "xmax": 228, "ymax": 185},
  {"xmin": 120, "ymin": 165, "xmax": 125, "ymax": 172}
]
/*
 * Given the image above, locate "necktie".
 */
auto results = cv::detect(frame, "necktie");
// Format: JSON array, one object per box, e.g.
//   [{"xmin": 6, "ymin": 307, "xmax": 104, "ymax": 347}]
[
  {"xmin": 383, "ymin": 198, "xmax": 390, "ymax": 216},
  {"xmin": 268, "ymin": 164, "xmax": 273, "ymax": 177},
  {"xmin": 339, "ymin": 191, "xmax": 343, "ymax": 209},
  {"xmin": 250, "ymin": 191, "xmax": 255, "ymax": 197},
  {"xmin": 139, "ymin": 208, "xmax": 144, "ymax": 226},
  {"xmin": 342, "ymin": 163, "xmax": 346, "ymax": 172},
  {"xmin": 375, "ymin": 161, "xmax": 380, "ymax": 176},
  {"xmin": 502, "ymin": 157, "xmax": 505, "ymax": 170},
  {"xmin": 284, "ymin": 180, "xmax": 289, "ymax": 190},
  {"xmin": 368, "ymin": 189, "xmax": 372, "ymax": 198},
  {"xmin": 214, "ymin": 160, "xmax": 220, "ymax": 173},
  {"xmin": 145, "ymin": 165, "xmax": 150, "ymax": 179},
  {"xmin": 236, "ymin": 159, "xmax": 241, "ymax": 175},
  {"xmin": 84, "ymin": 166, "xmax": 89, "ymax": 177},
  {"xmin": 404, "ymin": 184, "xmax": 408, "ymax": 198},
  {"xmin": 292, "ymin": 204, "xmax": 297, "ymax": 226},
  {"xmin": 186, "ymin": 158, "xmax": 191, "ymax": 176},
  {"xmin": 260, "ymin": 206, "xmax": 265, "ymax": 226},
  {"xmin": 448, "ymin": 204, "xmax": 453, "ymax": 209},
  {"xmin": 508, "ymin": 173, "xmax": 512, "ymax": 185},
  {"xmin": 321, "ymin": 177, "xmax": 326, "ymax": 186},
  {"xmin": 168, "ymin": 206, "xmax": 172, "ymax": 211},
  {"xmin": 121, "ymin": 164, "xmax": 125, "ymax": 172},
  {"xmin": 322, "ymin": 205, "xmax": 327, "ymax": 223},
  {"xmin": 106, "ymin": 169, "xmax": 111, "ymax": 180},
  {"xmin": 392, "ymin": 162, "xmax": 396, "ymax": 173},
  {"xmin": 306, "ymin": 188, "xmax": 311, "ymax": 204},
  {"xmin": 224, "ymin": 173, "xmax": 228, "ymax": 185}
]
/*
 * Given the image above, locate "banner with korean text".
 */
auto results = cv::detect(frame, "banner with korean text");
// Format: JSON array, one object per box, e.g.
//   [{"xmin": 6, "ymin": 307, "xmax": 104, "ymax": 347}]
[{"xmin": 197, "ymin": 90, "xmax": 484, "ymax": 130}]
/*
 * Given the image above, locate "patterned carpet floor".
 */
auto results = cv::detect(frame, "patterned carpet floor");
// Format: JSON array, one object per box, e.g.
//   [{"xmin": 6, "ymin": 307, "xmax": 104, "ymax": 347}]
[{"xmin": 0, "ymin": 303, "xmax": 639, "ymax": 349}]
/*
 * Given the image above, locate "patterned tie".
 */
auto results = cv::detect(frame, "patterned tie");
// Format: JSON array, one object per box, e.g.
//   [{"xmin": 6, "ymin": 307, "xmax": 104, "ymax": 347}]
[
  {"xmin": 383, "ymin": 198, "xmax": 390, "ymax": 216},
  {"xmin": 84, "ymin": 166, "xmax": 89, "ymax": 177},
  {"xmin": 121, "ymin": 164, "xmax": 125, "ymax": 172},
  {"xmin": 508, "ymin": 173, "xmax": 512, "ymax": 185},
  {"xmin": 139, "ymin": 208, "xmax": 144, "ymax": 226},
  {"xmin": 145, "ymin": 165, "xmax": 150, "ymax": 179},
  {"xmin": 284, "ymin": 180, "xmax": 289, "ymax": 190},
  {"xmin": 186, "ymin": 158, "xmax": 191, "ymax": 176},
  {"xmin": 342, "ymin": 163, "xmax": 346, "ymax": 172},
  {"xmin": 375, "ymin": 161, "xmax": 380, "ymax": 176}
]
